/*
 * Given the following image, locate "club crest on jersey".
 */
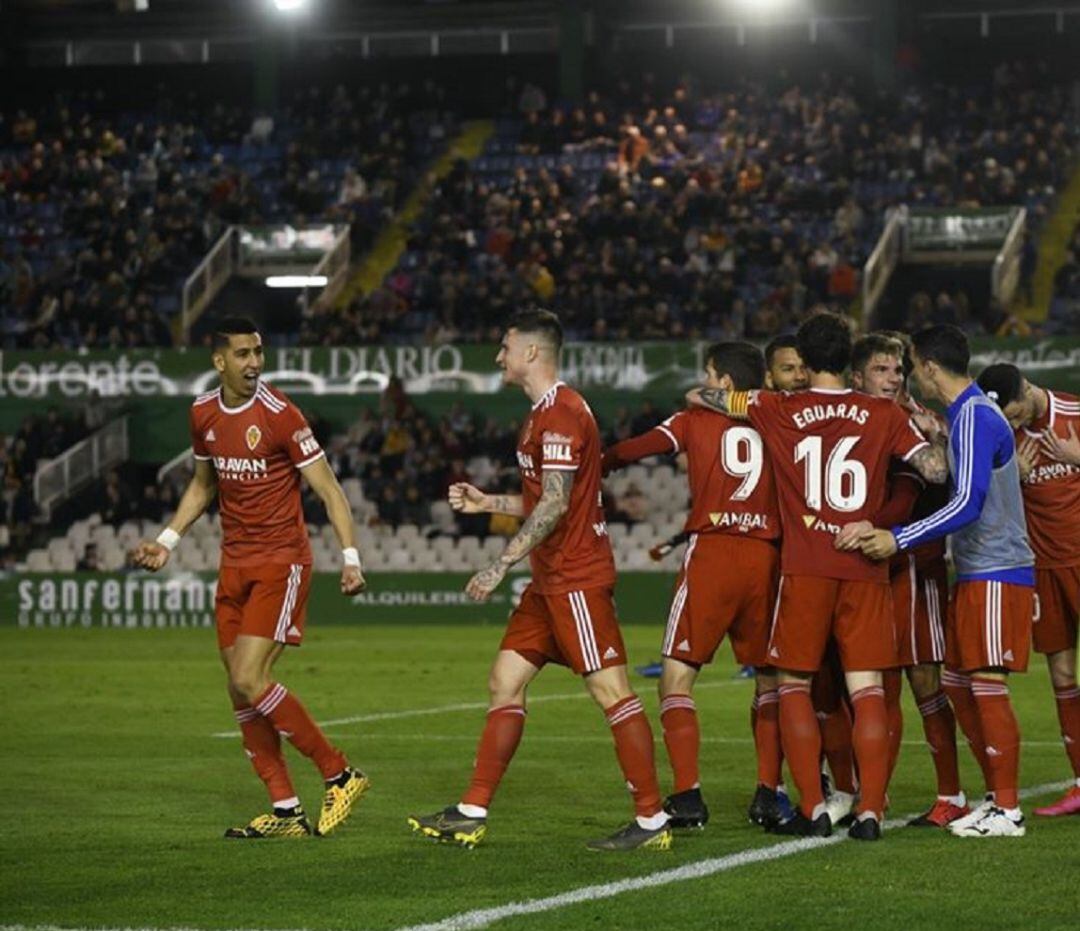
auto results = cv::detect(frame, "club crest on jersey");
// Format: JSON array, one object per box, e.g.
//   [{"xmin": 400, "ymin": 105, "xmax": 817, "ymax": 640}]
[{"xmin": 245, "ymin": 425, "xmax": 262, "ymax": 451}]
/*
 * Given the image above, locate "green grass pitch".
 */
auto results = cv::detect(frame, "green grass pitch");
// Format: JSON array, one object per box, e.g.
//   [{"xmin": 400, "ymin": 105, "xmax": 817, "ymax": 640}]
[{"xmin": 2, "ymin": 623, "xmax": 1079, "ymax": 931}]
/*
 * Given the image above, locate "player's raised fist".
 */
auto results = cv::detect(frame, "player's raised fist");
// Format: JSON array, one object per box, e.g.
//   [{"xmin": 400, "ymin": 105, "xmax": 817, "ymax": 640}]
[
  {"xmin": 131, "ymin": 540, "xmax": 170, "ymax": 571},
  {"xmin": 341, "ymin": 564, "xmax": 366, "ymax": 596},
  {"xmin": 448, "ymin": 482, "xmax": 488, "ymax": 513}
]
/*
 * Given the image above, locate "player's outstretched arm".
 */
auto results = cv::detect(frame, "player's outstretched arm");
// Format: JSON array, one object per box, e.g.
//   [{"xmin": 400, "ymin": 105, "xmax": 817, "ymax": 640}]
[
  {"xmin": 906, "ymin": 444, "xmax": 948, "ymax": 484},
  {"xmin": 465, "ymin": 469, "xmax": 572, "ymax": 602},
  {"xmin": 685, "ymin": 387, "xmax": 751, "ymax": 420},
  {"xmin": 131, "ymin": 459, "xmax": 217, "ymax": 571},
  {"xmin": 300, "ymin": 456, "xmax": 366, "ymax": 595},
  {"xmin": 449, "ymin": 482, "xmax": 524, "ymax": 516}
]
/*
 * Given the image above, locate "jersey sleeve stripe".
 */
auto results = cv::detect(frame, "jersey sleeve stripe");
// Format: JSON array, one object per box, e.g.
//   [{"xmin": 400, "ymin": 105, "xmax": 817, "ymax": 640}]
[
  {"xmin": 193, "ymin": 453, "xmax": 213, "ymax": 461},
  {"xmin": 541, "ymin": 463, "xmax": 579, "ymax": 471},
  {"xmin": 900, "ymin": 440, "xmax": 930, "ymax": 462},
  {"xmin": 895, "ymin": 402, "xmax": 975, "ymax": 548},
  {"xmin": 295, "ymin": 450, "xmax": 326, "ymax": 469},
  {"xmin": 257, "ymin": 385, "xmax": 286, "ymax": 412},
  {"xmin": 657, "ymin": 425, "xmax": 680, "ymax": 452}
]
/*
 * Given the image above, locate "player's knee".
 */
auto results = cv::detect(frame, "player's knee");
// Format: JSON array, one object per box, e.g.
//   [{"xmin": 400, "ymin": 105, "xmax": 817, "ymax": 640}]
[
  {"xmin": 585, "ymin": 671, "xmax": 632, "ymax": 708},
  {"xmin": 1047, "ymin": 652, "xmax": 1077, "ymax": 689},
  {"xmin": 229, "ymin": 668, "xmax": 266, "ymax": 703},
  {"xmin": 487, "ymin": 672, "xmax": 524, "ymax": 706},
  {"xmin": 906, "ymin": 664, "xmax": 939, "ymax": 699}
]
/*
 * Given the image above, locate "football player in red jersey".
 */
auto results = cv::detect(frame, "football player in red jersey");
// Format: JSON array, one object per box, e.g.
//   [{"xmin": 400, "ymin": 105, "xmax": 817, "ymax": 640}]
[
  {"xmin": 840, "ymin": 334, "xmax": 968, "ymax": 827},
  {"xmin": 132, "ymin": 317, "xmax": 369, "ymax": 839},
  {"xmin": 977, "ymin": 364, "xmax": 1080, "ymax": 816},
  {"xmin": 686, "ymin": 312, "xmax": 947, "ymax": 840},
  {"xmin": 408, "ymin": 310, "xmax": 671, "ymax": 851},
  {"xmin": 603, "ymin": 342, "xmax": 785, "ymax": 829}
]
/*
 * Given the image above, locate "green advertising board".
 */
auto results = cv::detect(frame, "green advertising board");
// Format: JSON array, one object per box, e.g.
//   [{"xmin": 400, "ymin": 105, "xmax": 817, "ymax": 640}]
[
  {"xmin": 4, "ymin": 337, "xmax": 1080, "ymax": 463},
  {"xmin": 906, "ymin": 206, "xmax": 1021, "ymax": 253},
  {"xmin": 1, "ymin": 571, "xmax": 676, "ymax": 630}
]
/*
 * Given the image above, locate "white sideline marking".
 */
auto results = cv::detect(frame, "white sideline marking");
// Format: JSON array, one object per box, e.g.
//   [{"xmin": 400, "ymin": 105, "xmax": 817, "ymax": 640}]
[
  {"xmin": 393, "ymin": 780, "xmax": 1070, "ymax": 931},
  {"xmin": 210, "ymin": 679, "xmax": 743, "ymax": 738},
  {"xmin": 319, "ymin": 733, "xmax": 1073, "ymax": 749},
  {"xmin": 1, "ymin": 782, "xmax": 1067, "ymax": 931}
]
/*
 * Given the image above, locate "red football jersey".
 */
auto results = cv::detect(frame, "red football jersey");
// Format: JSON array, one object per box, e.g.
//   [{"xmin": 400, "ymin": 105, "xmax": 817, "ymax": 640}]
[
  {"xmin": 1017, "ymin": 389, "xmax": 1080, "ymax": 568},
  {"xmin": 655, "ymin": 408, "xmax": 780, "ymax": 539},
  {"xmin": 517, "ymin": 382, "xmax": 616, "ymax": 595},
  {"xmin": 747, "ymin": 388, "xmax": 929, "ymax": 581},
  {"xmin": 190, "ymin": 382, "xmax": 322, "ymax": 568},
  {"xmin": 886, "ymin": 401, "xmax": 948, "ymax": 573}
]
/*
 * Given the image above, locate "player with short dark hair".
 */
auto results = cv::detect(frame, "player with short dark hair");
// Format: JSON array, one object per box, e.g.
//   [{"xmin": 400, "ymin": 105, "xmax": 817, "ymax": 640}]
[
  {"xmin": 408, "ymin": 311, "xmax": 671, "ymax": 852},
  {"xmin": 764, "ymin": 334, "xmax": 809, "ymax": 391},
  {"xmin": 686, "ymin": 312, "xmax": 947, "ymax": 841},
  {"xmin": 603, "ymin": 341, "xmax": 785, "ymax": 829},
  {"xmin": 977, "ymin": 363, "xmax": 1080, "ymax": 817},
  {"xmin": 858, "ymin": 325, "xmax": 1036, "ymax": 838},
  {"xmin": 132, "ymin": 316, "xmax": 370, "ymax": 838}
]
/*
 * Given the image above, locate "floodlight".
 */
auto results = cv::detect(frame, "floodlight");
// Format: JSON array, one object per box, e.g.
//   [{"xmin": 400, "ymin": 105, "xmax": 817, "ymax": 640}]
[
  {"xmin": 271, "ymin": 0, "xmax": 309, "ymax": 13},
  {"xmin": 265, "ymin": 275, "xmax": 328, "ymax": 288}
]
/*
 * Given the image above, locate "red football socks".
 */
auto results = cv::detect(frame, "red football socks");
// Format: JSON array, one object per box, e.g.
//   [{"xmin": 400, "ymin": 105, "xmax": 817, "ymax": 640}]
[
  {"xmin": 606, "ymin": 696, "xmax": 663, "ymax": 817},
  {"xmin": 884, "ymin": 668, "xmax": 904, "ymax": 782},
  {"xmin": 460, "ymin": 704, "xmax": 527, "ymax": 809},
  {"xmin": 751, "ymin": 689, "xmax": 782, "ymax": 790},
  {"xmin": 1053, "ymin": 685, "xmax": 1080, "ymax": 778},
  {"xmin": 779, "ymin": 681, "xmax": 824, "ymax": 817},
  {"xmin": 916, "ymin": 690, "xmax": 961, "ymax": 798},
  {"xmin": 972, "ymin": 677, "xmax": 1021, "ymax": 809},
  {"xmin": 253, "ymin": 683, "xmax": 348, "ymax": 781},
  {"xmin": 850, "ymin": 685, "xmax": 889, "ymax": 819},
  {"xmin": 660, "ymin": 693, "xmax": 700, "ymax": 793},
  {"xmin": 233, "ymin": 703, "xmax": 296, "ymax": 805},
  {"xmin": 942, "ymin": 669, "xmax": 992, "ymax": 787},
  {"xmin": 819, "ymin": 704, "xmax": 856, "ymax": 794}
]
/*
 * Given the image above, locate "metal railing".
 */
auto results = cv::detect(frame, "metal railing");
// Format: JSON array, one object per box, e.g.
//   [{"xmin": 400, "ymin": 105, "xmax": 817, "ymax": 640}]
[
  {"xmin": 992, "ymin": 207, "xmax": 1028, "ymax": 305},
  {"xmin": 862, "ymin": 206, "xmax": 906, "ymax": 326},
  {"xmin": 33, "ymin": 417, "xmax": 129, "ymax": 520},
  {"xmin": 302, "ymin": 225, "xmax": 352, "ymax": 312},
  {"xmin": 181, "ymin": 226, "xmax": 238, "ymax": 344}
]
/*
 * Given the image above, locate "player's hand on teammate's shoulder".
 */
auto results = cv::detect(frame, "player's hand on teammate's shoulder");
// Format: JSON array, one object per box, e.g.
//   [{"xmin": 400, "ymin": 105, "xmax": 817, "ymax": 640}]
[
  {"xmin": 449, "ymin": 482, "xmax": 488, "ymax": 513},
  {"xmin": 465, "ymin": 562, "xmax": 506, "ymax": 602},
  {"xmin": 131, "ymin": 540, "xmax": 170, "ymax": 571},
  {"xmin": 834, "ymin": 520, "xmax": 873, "ymax": 551},
  {"xmin": 911, "ymin": 410, "xmax": 945, "ymax": 444},
  {"xmin": 341, "ymin": 564, "xmax": 366, "ymax": 596}
]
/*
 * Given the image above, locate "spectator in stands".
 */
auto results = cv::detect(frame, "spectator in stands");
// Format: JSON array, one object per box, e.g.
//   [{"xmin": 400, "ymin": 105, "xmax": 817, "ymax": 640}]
[{"xmin": 76, "ymin": 542, "xmax": 100, "ymax": 572}]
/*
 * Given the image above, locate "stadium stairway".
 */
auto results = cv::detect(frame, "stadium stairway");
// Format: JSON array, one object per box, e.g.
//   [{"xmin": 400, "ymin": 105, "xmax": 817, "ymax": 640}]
[
  {"xmin": 1014, "ymin": 160, "xmax": 1080, "ymax": 323},
  {"xmin": 336, "ymin": 119, "xmax": 494, "ymax": 303}
]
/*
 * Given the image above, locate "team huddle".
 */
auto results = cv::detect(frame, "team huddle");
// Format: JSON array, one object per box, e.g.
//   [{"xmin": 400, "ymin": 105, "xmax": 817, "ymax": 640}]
[{"xmin": 133, "ymin": 310, "xmax": 1080, "ymax": 849}]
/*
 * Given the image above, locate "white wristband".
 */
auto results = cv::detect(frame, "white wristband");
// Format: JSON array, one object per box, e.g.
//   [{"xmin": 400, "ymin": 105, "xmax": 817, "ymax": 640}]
[
  {"xmin": 156, "ymin": 528, "xmax": 181, "ymax": 552},
  {"xmin": 342, "ymin": 547, "xmax": 362, "ymax": 568}
]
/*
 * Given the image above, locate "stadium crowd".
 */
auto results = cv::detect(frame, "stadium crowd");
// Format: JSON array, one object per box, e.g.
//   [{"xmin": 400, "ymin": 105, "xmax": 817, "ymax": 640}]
[
  {"xmin": 308, "ymin": 60, "xmax": 1075, "ymax": 346},
  {"xmin": 0, "ymin": 80, "xmax": 455, "ymax": 349}
]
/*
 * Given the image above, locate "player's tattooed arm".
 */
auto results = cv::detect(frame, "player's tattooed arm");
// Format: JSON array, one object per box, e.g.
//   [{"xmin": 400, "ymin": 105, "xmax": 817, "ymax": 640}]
[
  {"xmin": 907, "ymin": 444, "xmax": 948, "ymax": 484},
  {"xmin": 684, "ymin": 387, "xmax": 751, "ymax": 421},
  {"xmin": 498, "ymin": 469, "xmax": 573, "ymax": 568},
  {"xmin": 465, "ymin": 470, "xmax": 572, "ymax": 602},
  {"xmin": 488, "ymin": 494, "xmax": 525, "ymax": 516}
]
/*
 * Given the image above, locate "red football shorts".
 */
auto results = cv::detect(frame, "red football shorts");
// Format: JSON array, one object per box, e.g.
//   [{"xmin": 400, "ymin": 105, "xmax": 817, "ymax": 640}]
[
  {"xmin": 661, "ymin": 533, "xmax": 779, "ymax": 667},
  {"xmin": 891, "ymin": 556, "xmax": 948, "ymax": 666},
  {"xmin": 1032, "ymin": 566, "xmax": 1080, "ymax": 655},
  {"xmin": 946, "ymin": 580, "xmax": 1033, "ymax": 673},
  {"xmin": 768, "ymin": 575, "xmax": 897, "ymax": 673},
  {"xmin": 501, "ymin": 584, "xmax": 627, "ymax": 676},
  {"xmin": 215, "ymin": 562, "xmax": 312, "ymax": 650}
]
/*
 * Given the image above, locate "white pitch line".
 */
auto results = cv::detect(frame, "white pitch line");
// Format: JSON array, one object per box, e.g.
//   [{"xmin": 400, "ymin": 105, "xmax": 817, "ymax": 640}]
[
  {"xmin": 1, "ymin": 781, "xmax": 1068, "ymax": 931},
  {"xmin": 391, "ymin": 780, "xmax": 1071, "ymax": 931},
  {"xmin": 318, "ymin": 733, "xmax": 1074, "ymax": 749},
  {"xmin": 210, "ymin": 679, "xmax": 744, "ymax": 738}
]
